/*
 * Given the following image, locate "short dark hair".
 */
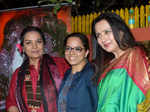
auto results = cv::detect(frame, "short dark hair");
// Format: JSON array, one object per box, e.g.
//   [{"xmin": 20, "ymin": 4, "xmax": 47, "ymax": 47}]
[{"xmin": 64, "ymin": 32, "xmax": 89, "ymax": 51}]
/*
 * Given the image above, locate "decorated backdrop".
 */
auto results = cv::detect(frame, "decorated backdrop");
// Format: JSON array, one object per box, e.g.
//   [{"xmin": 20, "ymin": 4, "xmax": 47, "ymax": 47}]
[
  {"xmin": 0, "ymin": 6, "xmax": 71, "ymax": 111},
  {"xmin": 0, "ymin": 6, "xmax": 71, "ymax": 76}
]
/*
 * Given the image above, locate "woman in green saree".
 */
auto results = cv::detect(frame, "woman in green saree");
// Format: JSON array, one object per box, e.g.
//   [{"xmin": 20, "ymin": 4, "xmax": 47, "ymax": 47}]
[{"xmin": 92, "ymin": 12, "xmax": 150, "ymax": 112}]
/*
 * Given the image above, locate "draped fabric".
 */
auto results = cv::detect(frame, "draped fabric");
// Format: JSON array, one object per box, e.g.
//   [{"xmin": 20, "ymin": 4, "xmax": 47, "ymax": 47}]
[
  {"xmin": 98, "ymin": 47, "xmax": 150, "ymax": 95},
  {"xmin": 39, "ymin": 54, "xmax": 58, "ymax": 112},
  {"xmin": 97, "ymin": 69, "xmax": 145, "ymax": 112},
  {"xmin": 16, "ymin": 54, "xmax": 58, "ymax": 112},
  {"xmin": 97, "ymin": 47, "xmax": 150, "ymax": 112},
  {"xmin": 6, "ymin": 54, "xmax": 69, "ymax": 112}
]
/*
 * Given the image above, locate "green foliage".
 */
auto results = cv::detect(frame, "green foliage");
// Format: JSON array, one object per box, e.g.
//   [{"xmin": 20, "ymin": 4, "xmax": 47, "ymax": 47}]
[
  {"xmin": 38, "ymin": 0, "xmax": 72, "ymax": 14},
  {"xmin": 53, "ymin": 3, "xmax": 61, "ymax": 14}
]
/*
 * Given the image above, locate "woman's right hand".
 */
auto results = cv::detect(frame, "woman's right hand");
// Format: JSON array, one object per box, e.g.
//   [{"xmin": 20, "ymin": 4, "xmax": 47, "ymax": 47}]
[{"xmin": 7, "ymin": 106, "xmax": 19, "ymax": 112}]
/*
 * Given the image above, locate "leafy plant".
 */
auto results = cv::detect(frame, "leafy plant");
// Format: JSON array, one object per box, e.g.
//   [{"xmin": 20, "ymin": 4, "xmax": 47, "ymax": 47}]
[{"xmin": 38, "ymin": 0, "xmax": 72, "ymax": 14}]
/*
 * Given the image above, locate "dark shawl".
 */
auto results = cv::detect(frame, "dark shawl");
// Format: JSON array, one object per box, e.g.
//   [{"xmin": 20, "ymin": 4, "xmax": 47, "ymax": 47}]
[{"xmin": 16, "ymin": 54, "xmax": 58, "ymax": 112}]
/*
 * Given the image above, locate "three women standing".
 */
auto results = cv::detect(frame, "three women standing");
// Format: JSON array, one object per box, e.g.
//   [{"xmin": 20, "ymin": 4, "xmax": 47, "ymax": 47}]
[{"xmin": 7, "ymin": 12, "xmax": 150, "ymax": 112}]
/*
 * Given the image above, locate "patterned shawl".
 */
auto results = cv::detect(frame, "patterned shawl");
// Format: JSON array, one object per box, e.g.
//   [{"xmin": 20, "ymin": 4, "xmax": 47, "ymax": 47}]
[{"xmin": 16, "ymin": 54, "xmax": 58, "ymax": 112}]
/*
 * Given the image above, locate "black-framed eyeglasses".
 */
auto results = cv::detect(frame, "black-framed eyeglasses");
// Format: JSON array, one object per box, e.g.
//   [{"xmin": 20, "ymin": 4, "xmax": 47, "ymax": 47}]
[{"xmin": 65, "ymin": 46, "xmax": 85, "ymax": 53}]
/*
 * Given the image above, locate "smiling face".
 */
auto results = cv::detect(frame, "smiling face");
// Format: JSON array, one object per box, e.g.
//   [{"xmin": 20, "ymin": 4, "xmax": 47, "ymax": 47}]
[
  {"xmin": 23, "ymin": 31, "xmax": 44, "ymax": 61},
  {"xmin": 65, "ymin": 37, "xmax": 89, "ymax": 68},
  {"xmin": 95, "ymin": 20, "xmax": 124, "ymax": 58}
]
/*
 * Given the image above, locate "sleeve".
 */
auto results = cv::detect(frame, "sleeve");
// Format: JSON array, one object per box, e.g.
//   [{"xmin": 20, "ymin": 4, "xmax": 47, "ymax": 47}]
[
  {"xmin": 6, "ymin": 69, "xmax": 19, "ymax": 111},
  {"xmin": 86, "ymin": 70, "xmax": 98, "ymax": 112},
  {"xmin": 52, "ymin": 57, "xmax": 70, "ymax": 78},
  {"xmin": 87, "ymin": 80, "xmax": 98, "ymax": 111}
]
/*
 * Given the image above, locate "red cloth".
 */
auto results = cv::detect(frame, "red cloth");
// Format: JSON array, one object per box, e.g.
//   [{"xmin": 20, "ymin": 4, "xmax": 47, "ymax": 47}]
[{"xmin": 6, "ymin": 56, "xmax": 69, "ymax": 112}]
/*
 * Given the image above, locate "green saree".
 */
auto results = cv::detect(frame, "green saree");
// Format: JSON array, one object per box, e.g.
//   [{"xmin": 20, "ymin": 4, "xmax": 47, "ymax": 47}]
[
  {"xmin": 97, "ymin": 69, "xmax": 145, "ymax": 112},
  {"xmin": 97, "ymin": 47, "xmax": 150, "ymax": 112}
]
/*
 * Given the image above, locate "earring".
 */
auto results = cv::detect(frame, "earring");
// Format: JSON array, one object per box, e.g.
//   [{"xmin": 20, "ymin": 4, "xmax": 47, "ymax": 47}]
[
  {"xmin": 43, "ymin": 48, "xmax": 47, "ymax": 54},
  {"xmin": 22, "ymin": 49, "xmax": 25, "ymax": 60}
]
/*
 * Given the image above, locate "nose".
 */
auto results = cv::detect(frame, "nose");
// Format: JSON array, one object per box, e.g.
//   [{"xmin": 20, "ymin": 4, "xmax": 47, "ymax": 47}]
[
  {"xmin": 100, "ymin": 33, "xmax": 108, "ymax": 42},
  {"xmin": 70, "ymin": 49, "xmax": 76, "ymax": 55},
  {"xmin": 32, "ymin": 42, "xmax": 38, "ymax": 48}
]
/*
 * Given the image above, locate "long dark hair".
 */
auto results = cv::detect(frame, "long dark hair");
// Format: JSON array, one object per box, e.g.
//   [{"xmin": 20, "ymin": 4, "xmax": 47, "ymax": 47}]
[{"xmin": 92, "ymin": 12, "xmax": 139, "ymax": 83}]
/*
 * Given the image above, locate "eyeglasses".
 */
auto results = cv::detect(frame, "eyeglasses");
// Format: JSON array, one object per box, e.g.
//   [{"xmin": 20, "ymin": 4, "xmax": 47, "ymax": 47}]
[
  {"xmin": 65, "ymin": 46, "xmax": 85, "ymax": 53},
  {"xmin": 96, "ymin": 29, "xmax": 112, "ymax": 40}
]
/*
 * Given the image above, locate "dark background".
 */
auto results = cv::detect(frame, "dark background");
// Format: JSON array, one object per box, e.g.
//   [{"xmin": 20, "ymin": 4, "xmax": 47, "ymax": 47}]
[{"xmin": 0, "ymin": 0, "xmax": 149, "ymax": 15}]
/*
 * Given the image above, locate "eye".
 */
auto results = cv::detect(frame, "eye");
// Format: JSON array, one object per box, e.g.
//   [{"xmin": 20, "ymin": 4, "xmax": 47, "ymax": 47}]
[
  {"xmin": 24, "ymin": 41, "xmax": 31, "ymax": 45},
  {"xmin": 75, "ymin": 47, "xmax": 83, "ymax": 52},
  {"xmin": 65, "ymin": 46, "xmax": 71, "ymax": 51},
  {"xmin": 104, "ymin": 30, "xmax": 112, "ymax": 35},
  {"xmin": 37, "ymin": 39, "xmax": 43, "ymax": 44}
]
